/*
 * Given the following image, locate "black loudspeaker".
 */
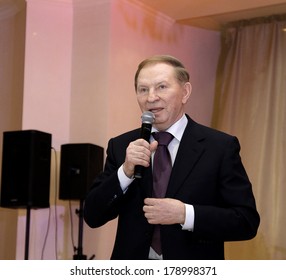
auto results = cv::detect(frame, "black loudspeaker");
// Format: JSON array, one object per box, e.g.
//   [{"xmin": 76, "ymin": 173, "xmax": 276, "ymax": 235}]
[
  {"xmin": 0, "ymin": 130, "xmax": 52, "ymax": 209},
  {"xmin": 59, "ymin": 143, "xmax": 104, "ymax": 200}
]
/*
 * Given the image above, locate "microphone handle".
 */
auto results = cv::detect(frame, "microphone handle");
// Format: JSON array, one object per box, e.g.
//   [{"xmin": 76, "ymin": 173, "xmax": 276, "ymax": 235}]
[{"xmin": 134, "ymin": 123, "xmax": 152, "ymax": 179}]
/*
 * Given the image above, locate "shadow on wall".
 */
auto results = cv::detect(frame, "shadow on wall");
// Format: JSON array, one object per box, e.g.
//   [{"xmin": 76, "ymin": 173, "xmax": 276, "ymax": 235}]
[{"xmin": 0, "ymin": 208, "xmax": 18, "ymax": 259}]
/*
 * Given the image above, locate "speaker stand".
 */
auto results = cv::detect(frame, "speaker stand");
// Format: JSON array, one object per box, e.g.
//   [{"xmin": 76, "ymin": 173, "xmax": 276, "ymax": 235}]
[
  {"xmin": 24, "ymin": 205, "xmax": 31, "ymax": 260},
  {"xmin": 73, "ymin": 199, "xmax": 87, "ymax": 260}
]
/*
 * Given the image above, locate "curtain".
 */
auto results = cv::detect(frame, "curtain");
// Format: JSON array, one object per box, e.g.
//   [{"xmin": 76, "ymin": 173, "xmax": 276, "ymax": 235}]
[
  {"xmin": 212, "ymin": 15, "xmax": 286, "ymax": 259},
  {"xmin": 0, "ymin": 0, "xmax": 25, "ymax": 133},
  {"xmin": 0, "ymin": 0, "xmax": 26, "ymax": 260}
]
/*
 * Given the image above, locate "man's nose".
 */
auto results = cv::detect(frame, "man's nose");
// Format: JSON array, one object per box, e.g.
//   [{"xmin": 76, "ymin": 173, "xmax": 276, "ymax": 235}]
[{"xmin": 147, "ymin": 89, "xmax": 158, "ymax": 102}]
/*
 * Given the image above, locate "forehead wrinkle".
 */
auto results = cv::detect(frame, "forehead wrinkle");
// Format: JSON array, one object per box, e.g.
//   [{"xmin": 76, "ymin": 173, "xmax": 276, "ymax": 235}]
[
  {"xmin": 137, "ymin": 71, "xmax": 173, "ymax": 87},
  {"xmin": 137, "ymin": 78, "xmax": 169, "ymax": 88}
]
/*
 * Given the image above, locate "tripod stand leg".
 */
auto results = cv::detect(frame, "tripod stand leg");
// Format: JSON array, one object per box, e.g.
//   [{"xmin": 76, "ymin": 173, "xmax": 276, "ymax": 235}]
[
  {"xmin": 24, "ymin": 206, "xmax": 31, "ymax": 260},
  {"xmin": 73, "ymin": 199, "xmax": 87, "ymax": 260}
]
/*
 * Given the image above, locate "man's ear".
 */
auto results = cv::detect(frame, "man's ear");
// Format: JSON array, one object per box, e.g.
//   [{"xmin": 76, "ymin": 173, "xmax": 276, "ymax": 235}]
[{"xmin": 182, "ymin": 82, "xmax": 192, "ymax": 104}]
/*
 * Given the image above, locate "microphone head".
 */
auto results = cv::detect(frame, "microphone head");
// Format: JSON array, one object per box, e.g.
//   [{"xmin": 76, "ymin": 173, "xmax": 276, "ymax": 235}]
[{"xmin": 141, "ymin": 111, "xmax": 155, "ymax": 124}]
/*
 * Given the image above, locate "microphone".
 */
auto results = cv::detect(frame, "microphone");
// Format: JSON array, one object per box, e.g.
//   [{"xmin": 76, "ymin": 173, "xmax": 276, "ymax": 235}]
[{"xmin": 134, "ymin": 111, "xmax": 155, "ymax": 179}]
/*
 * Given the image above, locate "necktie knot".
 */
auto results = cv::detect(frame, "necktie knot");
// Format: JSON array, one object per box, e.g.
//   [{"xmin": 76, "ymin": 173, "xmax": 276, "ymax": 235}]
[{"xmin": 152, "ymin": 131, "xmax": 173, "ymax": 146}]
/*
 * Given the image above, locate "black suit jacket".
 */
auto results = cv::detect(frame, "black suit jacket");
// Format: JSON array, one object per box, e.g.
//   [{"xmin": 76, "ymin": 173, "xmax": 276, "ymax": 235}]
[{"xmin": 84, "ymin": 115, "xmax": 260, "ymax": 259}]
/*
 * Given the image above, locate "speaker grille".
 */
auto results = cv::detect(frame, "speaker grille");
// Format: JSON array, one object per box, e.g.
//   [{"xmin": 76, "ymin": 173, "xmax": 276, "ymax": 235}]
[
  {"xmin": 0, "ymin": 130, "xmax": 52, "ymax": 209},
  {"xmin": 59, "ymin": 143, "xmax": 104, "ymax": 200}
]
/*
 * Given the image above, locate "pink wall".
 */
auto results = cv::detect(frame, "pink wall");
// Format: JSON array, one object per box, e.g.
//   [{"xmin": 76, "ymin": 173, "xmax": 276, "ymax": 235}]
[
  {"xmin": 22, "ymin": 0, "xmax": 73, "ymax": 148},
  {"xmin": 18, "ymin": 0, "xmax": 220, "ymax": 259}
]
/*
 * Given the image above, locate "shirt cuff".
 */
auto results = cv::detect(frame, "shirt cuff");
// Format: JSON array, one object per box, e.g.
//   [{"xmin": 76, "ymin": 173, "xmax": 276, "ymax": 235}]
[
  {"xmin": 117, "ymin": 165, "xmax": 134, "ymax": 193},
  {"xmin": 181, "ymin": 204, "xmax": 195, "ymax": 231}
]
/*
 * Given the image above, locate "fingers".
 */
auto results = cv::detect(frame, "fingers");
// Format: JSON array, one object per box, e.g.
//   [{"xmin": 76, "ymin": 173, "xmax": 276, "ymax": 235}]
[
  {"xmin": 131, "ymin": 140, "xmax": 152, "ymax": 164},
  {"xmin": 143, "ymin": 198, "xmax": 186, "ymax": 225},
  {"xmin": 149, "ymin": 140, "xmax": 158, "ymax": 153},
  {"xmin": 123, "ymin": 139, "xmax": 155, "ymax": 178},
  {"xmin": 143, "ymin": 199, "xmax": 158, "ymax": 224},
  {"xmin": 144, "ymin": 197, "xmax": 156, "ymax": 206},
  {"xmin": 143, "ymin": 198, "xmax": 166, "ymax": 224}
]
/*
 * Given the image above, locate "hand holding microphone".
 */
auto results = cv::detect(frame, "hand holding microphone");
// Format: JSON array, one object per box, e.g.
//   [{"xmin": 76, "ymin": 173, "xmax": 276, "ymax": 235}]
[
  {"xmin": 134, "ymin": 111, "xmax": 155, "ymax": 178},
  {"xmin": 122, "ymin": 111, "xmax": 156, "ymax": 179}
]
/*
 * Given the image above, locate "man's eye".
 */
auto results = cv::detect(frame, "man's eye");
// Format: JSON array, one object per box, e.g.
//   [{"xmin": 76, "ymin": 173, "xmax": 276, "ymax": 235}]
[{"xmin": 138, "ymin": 87, "xmax": 148, "ymax": 94}]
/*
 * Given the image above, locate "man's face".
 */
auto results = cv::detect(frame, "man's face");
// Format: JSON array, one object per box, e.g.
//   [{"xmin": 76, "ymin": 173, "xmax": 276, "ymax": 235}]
[{"xmin": 136, "ymin": 63, "xmax": 191, "ymax": 131}]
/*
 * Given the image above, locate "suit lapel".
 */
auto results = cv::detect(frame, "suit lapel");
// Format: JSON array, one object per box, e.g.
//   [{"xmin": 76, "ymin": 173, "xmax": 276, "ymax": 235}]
[{"xmin": 166, "ymin": 118, "xmax": 206, "ymax": 198}]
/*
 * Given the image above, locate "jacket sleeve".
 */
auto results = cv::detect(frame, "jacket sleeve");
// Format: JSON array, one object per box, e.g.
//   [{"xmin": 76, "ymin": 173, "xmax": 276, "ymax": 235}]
[
  {"xmin": 193, "ymin": 136, "xmax": 260, "ymax": 241},
  {"xmin": 83, "ymin": 138, "xmax": 126, "ymax": 228}
]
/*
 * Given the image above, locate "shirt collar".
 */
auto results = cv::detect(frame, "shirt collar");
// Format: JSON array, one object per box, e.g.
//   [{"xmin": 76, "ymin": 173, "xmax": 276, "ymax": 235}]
[{"xmin": 151, "ymin": 114, "xmax": 188, "ymax": 142}]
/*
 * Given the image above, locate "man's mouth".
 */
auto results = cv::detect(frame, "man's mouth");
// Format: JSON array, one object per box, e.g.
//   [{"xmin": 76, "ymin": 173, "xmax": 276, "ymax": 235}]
[{"xmin": 149, "ymin": 108, "xmax": 163, "ymax": 114}]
